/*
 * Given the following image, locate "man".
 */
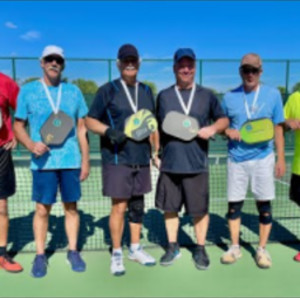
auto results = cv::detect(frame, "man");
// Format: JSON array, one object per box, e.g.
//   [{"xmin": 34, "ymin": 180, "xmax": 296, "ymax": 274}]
[
  {"xmin": 284, "ymin": 89, "xmax": 300, "ymax": 262},
  {"xmin": 154, "ymin": 48, "xmax": 229, "ymax": 270},
  {"xmin": 14, "ymin": 45, "xmax": 89, "ymax": 278},
  {"xmin": 0, "ymin": 73, "xmax": 23, "ymax": 273},
  {"xmin": 86, "ymin": 44, "xmax": 156, "ymax": 276},
  {"xmin": 221, "ymin": 53, "xmax": 285, "ymax": 268}
]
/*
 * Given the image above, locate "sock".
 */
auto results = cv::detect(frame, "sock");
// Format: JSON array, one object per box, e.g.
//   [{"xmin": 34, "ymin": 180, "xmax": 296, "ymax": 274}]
[
  {"xmin": 130, "ymin": 243, "xmax": 140, "ymax": 251},
  {"xmin": 231, "ymin": 244, "xmax": 240, "ymax": 249},
  {"xmin": 0, "ymin": 246, "xmax": 6, "ymax": 256},
  {"xmin": 112, "ymin": 248, "xmax": 122, "ymax": 255}
]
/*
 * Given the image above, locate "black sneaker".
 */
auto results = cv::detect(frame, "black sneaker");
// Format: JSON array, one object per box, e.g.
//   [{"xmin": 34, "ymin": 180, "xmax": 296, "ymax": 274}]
[
  {"xmin": 160, "ymin": 243, "xmax": 181, "ymax": 266},
  {"xmin": 192, "ymin": 245, "xmax": 210, "ymax": 270}
]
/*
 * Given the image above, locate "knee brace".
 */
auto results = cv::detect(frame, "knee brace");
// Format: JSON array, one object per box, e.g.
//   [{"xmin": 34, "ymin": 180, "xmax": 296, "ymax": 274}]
[
  {"xmin": 256, "ymin": 201, "xmax": 272, "ymax": 225},
  {"xmin": 227, "ymin": 201, "xmax": 244, "ymax": 220},
  {"xmin": 128, "ymin": 196, "xmax": 144, "ymax": 223}
]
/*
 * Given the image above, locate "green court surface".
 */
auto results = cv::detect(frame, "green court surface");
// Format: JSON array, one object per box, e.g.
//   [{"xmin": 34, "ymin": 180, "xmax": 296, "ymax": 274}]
[{"xmin": 1, "ymin": 244, "xmax": 300, "ymax": 298}]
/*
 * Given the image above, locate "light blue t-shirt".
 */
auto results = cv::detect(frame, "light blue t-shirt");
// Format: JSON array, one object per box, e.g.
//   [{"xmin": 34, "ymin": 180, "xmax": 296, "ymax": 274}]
[
  {"xmin": 15, "ymin": 80, "xmax": 88, "ymax": 170},
  {"xmin": 222, "ymin": 84, "xmax": 284, "ymax": 162}
]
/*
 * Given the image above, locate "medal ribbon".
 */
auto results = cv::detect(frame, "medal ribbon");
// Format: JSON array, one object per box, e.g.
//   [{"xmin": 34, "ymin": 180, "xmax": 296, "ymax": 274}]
[
  {"xmin": 41, "ymin": 79, "xmax": 62, "ymax": 115},
  {"xmin": 174, "ymin": 83, "xmax": 196, "ymax": 115},
  {"xmin": 120, "ymin": 79, "xmax": 139, "ymax": 113}
]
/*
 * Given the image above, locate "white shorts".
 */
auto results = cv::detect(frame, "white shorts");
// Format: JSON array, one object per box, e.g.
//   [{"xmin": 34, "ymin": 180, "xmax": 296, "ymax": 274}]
[{"xmin": 227, "ymin": 153, "xmax": 275, "ymax": 202}]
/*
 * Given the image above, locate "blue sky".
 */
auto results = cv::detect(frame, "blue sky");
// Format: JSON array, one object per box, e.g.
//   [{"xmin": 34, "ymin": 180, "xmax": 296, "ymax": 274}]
[{"xmin": 1, "ymin": 1, "xmax": 300, "ymax": 93}]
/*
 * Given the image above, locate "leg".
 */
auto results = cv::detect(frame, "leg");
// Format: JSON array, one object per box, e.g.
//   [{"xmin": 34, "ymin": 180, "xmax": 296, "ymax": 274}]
[
  {"xmin": 193, "ymin": 213, "xmax": 209, "ymax": 246},
  {"xmin": 164, "ymin": 212, "xmax": 179, "ymax": 243},
  {"xmin": 221, "ymin": 201, "xmax": 244, "ymax": 264},
  {"xmin": 128, "ymin": 195, "xmax": 156, "ymax": 266},
  {"xmin": 0, "ymin": 199, "xmax": 8, "ymax": 248},
  {"xmin": 255, "ymin": 200, "xmax": 273, "ymax": 268},
  {"xmin": 110, "ymin": 199, "xmax": 128, "ymax": 249},
  {"xmin": 63, "ymin": 202, "xmax": 79, "ymax": 251},
  {"xmin": 33, "ymin": 203, "xmax": 52, "ymax": 255}
]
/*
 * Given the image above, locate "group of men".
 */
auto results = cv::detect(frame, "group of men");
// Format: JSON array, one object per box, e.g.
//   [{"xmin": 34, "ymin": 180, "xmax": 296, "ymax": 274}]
[{"xmin": 0, "ymin": 43, "xmax": 299, "ymax": 278}]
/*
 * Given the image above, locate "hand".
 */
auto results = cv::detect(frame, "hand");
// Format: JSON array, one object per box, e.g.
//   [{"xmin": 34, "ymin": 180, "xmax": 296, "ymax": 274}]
[
  {"xmin": 3, "ymin": 137, "xmax": 17, "ymax": 151},
  {"xmin": 80, "ymin": 160, "xmax": 90, "ymax": 182},
  {"xmin": 198, "ymin": 125, "xmax": 217, "ymax": 140},
  {"xmin": 152, "ymin": 156, "xmax": 161, "ymax": 170},
  {"xmin": 275, "ymin": 158, "xmax": 285, "ymax": 178},
  {"xmin": 286, "ymin": 119, "xmax": 300, "ymax": 130},
  {"xmin": 30, "ymin": 142, "xmax": 50, "ymax": 157},
  {"xmin": 105, "ymin": 128, "xmax": 126, "ymax": 145},
  {"xmin": 225, "ymin": 128, "xmax": 241, "ymax": 141}
]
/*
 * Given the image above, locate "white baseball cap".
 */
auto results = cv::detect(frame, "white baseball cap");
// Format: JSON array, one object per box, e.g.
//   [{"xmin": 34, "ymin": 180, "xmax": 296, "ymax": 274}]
[{"xmin": 41, "ymin": 45, "xmax": 64, "ymax": 60}]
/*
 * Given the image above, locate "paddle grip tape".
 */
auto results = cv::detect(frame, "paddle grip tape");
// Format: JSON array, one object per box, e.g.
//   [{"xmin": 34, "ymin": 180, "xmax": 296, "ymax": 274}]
[
  {"xmin": 227, "ymin": 201, "xmax": 244, "ymax": 220},
  {"xmin": 128, "ymin": 196, "xmax": 145, "ymax": 223},
  {"xmin": 256, "ymin": 201, "xmax": 272, "ymax": 225}
]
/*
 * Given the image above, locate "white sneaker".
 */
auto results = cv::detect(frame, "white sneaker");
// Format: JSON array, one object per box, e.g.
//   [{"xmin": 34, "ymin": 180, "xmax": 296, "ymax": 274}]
[
  {"xmin": 221, "ymin": 246, "xmax": 242, "ymax": 264},
  {"xmin": 128, "ymin": 246, "xmax": 156, "ymax": 266},
  {"xmin": 110, "ymin": 252, "xmax": 125, "ymax": 276}
]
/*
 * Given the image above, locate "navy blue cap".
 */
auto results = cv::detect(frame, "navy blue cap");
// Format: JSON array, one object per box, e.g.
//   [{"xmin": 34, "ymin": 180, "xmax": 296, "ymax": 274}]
[
  {"xmin": 174, "ymin": 48, "xmax": 196, "ymax": 63},
  {"xmin": 118, "ymin": 44, "xmax": 139, "ymax": 60}
]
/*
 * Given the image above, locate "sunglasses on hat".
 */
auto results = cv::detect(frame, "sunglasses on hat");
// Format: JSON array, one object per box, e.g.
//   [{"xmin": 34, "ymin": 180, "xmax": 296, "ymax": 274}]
[
  {"xmin": 240, "ymin": 65, "xmax": 261, "ymax": 75},
  {"xmin": 44, "ymin": 55, "xmax": 64, "ymax": 65}
]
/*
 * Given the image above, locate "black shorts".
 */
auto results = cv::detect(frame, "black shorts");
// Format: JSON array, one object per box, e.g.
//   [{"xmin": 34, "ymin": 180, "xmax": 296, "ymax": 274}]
[
  {"xmin": 0, "ymin": 148, "xmax": 15, "ymax": 199},
  {"xmin": 290, "ymin": 174, "xmax": 300, "ymax": 206},
  {"xmin": 155, "ymin": 172, "xmax": 209, "ymax": 217},
  {"xmin": 102, "ymin": 164, "xmax": 151, "ymax": 199}
]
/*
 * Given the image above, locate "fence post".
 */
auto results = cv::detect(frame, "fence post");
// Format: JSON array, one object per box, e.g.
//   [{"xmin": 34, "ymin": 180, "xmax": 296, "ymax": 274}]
[
  {"xmin": 12, "ymin": 57, "xmax": 16, "ymax": 81},
  {"xmin": 284, "ymin": 60, "xmax": 290, "ymax": 103},
  {"xmin": 108, "ymin": 59, "xmax": 112, "ymax": 82},
  {"xmin": 198, "ymin": 59, "xmax": 203, "ymax": 85}
]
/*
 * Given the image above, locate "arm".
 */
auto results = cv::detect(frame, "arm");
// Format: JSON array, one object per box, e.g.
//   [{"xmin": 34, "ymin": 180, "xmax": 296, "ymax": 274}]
[
  {"xmin": 77, "ymin": 118, "xmax": 90, "ymax": 181},
  {"xmin": 274, "ymin": 124, "xmax": 285, "ymax": 178},
  {"xmin": 85, "ymin": 116, "xmax": 109, "ymax": 136},
  {"xmin": 198, "ymin": 117, "xmax": 229, "ymax": 140},
  {"xmin": 13, "ymin": 119, "xmax": 49, "ymax": 156},
  {"xmin": 150, "ymin": 130, "xmax": 161, "ymax": 169}
]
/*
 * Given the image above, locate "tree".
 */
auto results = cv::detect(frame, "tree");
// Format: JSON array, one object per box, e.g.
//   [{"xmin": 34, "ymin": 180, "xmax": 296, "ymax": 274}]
[
  {"xmin": 142, "ymin": 80, "xmax": 158, "ymax": 97},
  {"xmin": 72, "ymin": 79, "xmax": 98, "ymax": 95},
  {"xmin": 21, "ymin": 77, "xmax": 40, "ymax": 85},
  {"xmin": 277, "ymin": 86, "xmax": 287, "ymax": 101},
  {"xmin": 292, "ymin": 81, "xmax": 300, "ymax": 93}
]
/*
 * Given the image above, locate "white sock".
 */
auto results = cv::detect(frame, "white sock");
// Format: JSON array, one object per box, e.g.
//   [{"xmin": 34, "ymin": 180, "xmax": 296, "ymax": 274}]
[
  {"xmin": 112, "ymin": 248, "xmax": 122, "ymax": 255},
  {"xmin": 231, "ymin": 244, "xmax": 240, "ymax": 249},
  {"xmin": 130, "ymin": 243, "xmax": 140, "ymax": 251}
]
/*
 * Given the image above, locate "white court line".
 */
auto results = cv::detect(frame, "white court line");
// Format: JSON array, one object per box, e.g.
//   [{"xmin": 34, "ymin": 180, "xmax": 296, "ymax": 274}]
[{"xmin": 275, "ymin": 178, "xmax": 290, "ymax": 187}]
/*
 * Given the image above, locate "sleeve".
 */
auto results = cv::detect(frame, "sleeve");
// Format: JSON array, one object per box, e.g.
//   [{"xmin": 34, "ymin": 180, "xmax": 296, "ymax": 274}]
[
  {"xmin": 221, "ymin": 93, "xmax": 229, "ymax": 116},
  {"xmin": 272, "ymin": 89, "xmax": 285, "ymax": 125},
  {"xmin": 146, "ymin": 84, "xmax": 155, "ymax": 114},
  {"xmin": 14, "ymin": 86, "xmax": 29, "ymax": 121},
  {"xmin": 8, "ymin": 78, "xmax": 19, "ymax": 110},
  {"xmin": 209, "ymin": 92, "xmax": 226, "ymax": 121},
  {"xmin": 284, "ymin": 93, "xmax": 295, "ymax": 119},
  {"xmin": 87, "ymin": 86, "xmax": 109, "ymax": 120},
  {"xmin": 75, "ymin": 86, "xmax": 88, "ymax": 119}
]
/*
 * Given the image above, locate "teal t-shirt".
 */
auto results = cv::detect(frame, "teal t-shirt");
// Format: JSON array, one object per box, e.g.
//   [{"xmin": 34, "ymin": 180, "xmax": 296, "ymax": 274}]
[{"xmin": 15, "ymin": 80, "xmax": 88, "ymax": 170}]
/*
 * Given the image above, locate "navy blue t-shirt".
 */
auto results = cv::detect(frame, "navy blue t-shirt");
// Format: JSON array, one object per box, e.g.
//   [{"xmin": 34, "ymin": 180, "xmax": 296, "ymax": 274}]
[
  {"xmin": 156, "ymin": 84, "xmax": 226, "ymax": 174},
  {"xmin": 88, "ymin": 79, "xmax": 155, "ymax": 165}
]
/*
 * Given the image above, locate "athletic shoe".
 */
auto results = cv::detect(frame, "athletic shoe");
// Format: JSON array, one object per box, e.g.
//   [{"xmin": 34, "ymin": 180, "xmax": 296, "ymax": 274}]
[
  {"xmin": 111, "ymin": 252, "xmax": 125, "ymax": 276},
  {"xmin": 160, "ymin": 243, "xmax": 181, "ymax": 266},
  {"xmin": 192, "ymin": 245, "xmax": 210, "ymax": 270},
  {"xmin": 293, "ymin": 252, "xmax": 300, "ymax": 262},
  {"xmin": 67, "ymin": 251, "xmax": 86, "ymax": 272},
  {"xmin": 128, "ymin": 246, "xmax": 156, "ymax": 266},
  {"xmin": 0, "ymin": 253, "xmax": 23, "ymax": 273},
  {"xmin": 255, "ymin": 247, "xmax": 272, "ymax": 269},
  {"xmin": 31, "ymin": 254, "xmax": 48, "ymax": 278},
  {"xmin": 220, "ymin": 246, "xmax": 242, "ymax": 264}
]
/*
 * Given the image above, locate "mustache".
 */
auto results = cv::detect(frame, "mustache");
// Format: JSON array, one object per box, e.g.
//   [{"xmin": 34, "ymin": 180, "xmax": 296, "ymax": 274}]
[
  {"xmin": 125, "ymin": 65, "xmax": 136, "ymax": 70},
  {"xmin": 47, "ymin": 65, "xmax": 60, "ymax": 72}
]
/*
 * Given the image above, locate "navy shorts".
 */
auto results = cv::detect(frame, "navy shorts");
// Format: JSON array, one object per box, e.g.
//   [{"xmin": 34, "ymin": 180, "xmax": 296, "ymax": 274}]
[
  {"xmin": 32, "ymin": 169, "xmax": 81, "ymax": 205},
  {"xmin": 102, "ymin": 164, "xmax": 151, "ymax": 199},
  {"xmin": 0, "ymin": 148, "xmax": 15, "ymax": 199},
  {"xmin": 155, "ymin": 172, "xmax": 209, "ymax": 217},
  {"xmin": 290, "ymin": 174, "xmax": 300, "ymax": 206}
]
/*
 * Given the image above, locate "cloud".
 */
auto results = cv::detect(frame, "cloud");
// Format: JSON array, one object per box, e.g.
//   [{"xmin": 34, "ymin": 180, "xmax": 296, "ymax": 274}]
[
  {"xmin": 5, "ymin": 21, "xmax": 17, "ymax": 29},
  {"xmin": 20, "ymin": 30, "xmax": 41, "ymax": 41}
]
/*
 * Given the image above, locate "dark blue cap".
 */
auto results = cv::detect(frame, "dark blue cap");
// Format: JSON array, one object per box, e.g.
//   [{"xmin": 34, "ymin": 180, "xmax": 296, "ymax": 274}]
[
  {"xmin": 118, "ymin": 44, "xmax": 139, "ymax": 60},
  {"xmin": 174, "ymin": 48, "xmax": 196, "ymax": 63}
]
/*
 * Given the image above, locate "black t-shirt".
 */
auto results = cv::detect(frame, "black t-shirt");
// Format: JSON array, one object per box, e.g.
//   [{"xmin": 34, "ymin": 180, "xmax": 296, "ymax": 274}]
[
  {"xmin": 156, "ymin": 84, "xmax": 226, "ymax": 174},
  {"xmin": 88, "ymin": 79, "xmax": 155, "ymax": 166}
]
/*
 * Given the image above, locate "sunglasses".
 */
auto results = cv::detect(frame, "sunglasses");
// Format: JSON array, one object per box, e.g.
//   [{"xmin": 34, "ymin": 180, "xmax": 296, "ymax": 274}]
[
  {"xmin": 240, "ymin": 66, "xmax": 261, "ymax": 75},
  {"xmin": 44, "ymin": 55, "xmax": 65, "ymax": 65}
]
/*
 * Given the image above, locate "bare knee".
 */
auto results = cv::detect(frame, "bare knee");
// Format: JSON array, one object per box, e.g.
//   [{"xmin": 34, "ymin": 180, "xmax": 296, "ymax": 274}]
[
  {"xmin": 0, "ymin": 200, "xmax": 8, "ymax": 217},
  {"xmin": 111, "ymin": 199, "xmax": 127, "ymax": 217},
  {"xmin": 63, "ymin": 202, "xmax": 78, "ymax": 217},
  {"xmin": 35, "ymin": 203, "xmax": 51, "ymax": 219}
]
